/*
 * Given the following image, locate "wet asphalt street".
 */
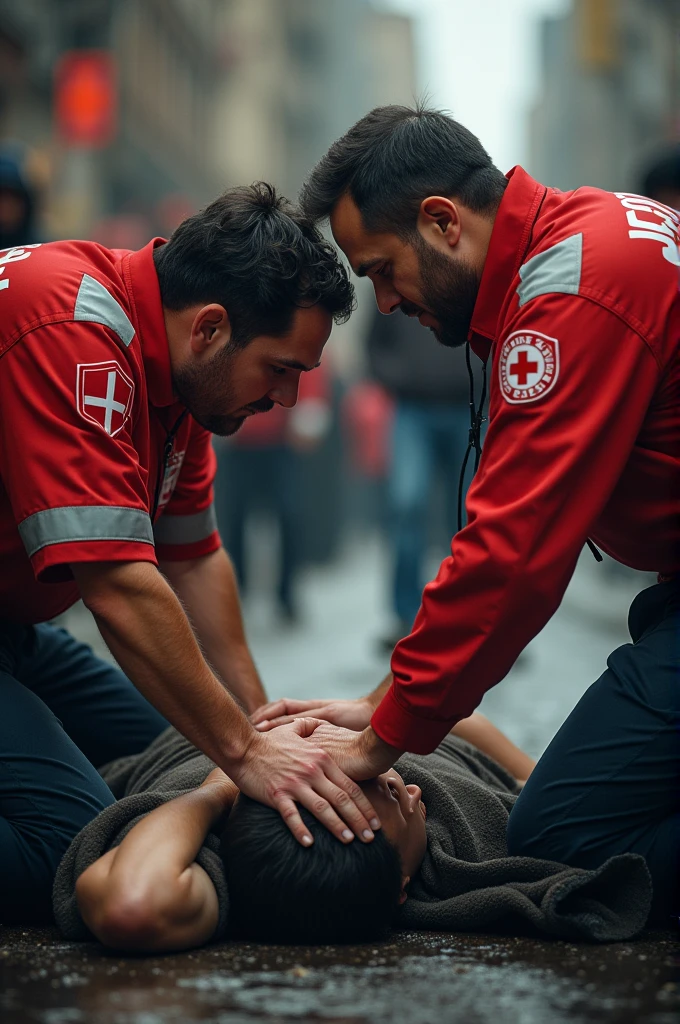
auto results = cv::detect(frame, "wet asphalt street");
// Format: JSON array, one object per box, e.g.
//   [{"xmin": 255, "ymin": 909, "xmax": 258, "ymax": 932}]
[
  {"xmin": 4, "ymin": 536, "xmax": 677, "ymax": 1022},
  {"xmin": 1, "ymin": 927, "xmax": 677, "ymax": 1024}
]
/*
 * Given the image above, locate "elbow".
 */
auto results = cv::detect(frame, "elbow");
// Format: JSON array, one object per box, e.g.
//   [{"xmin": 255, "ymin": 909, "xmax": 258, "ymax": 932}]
[
  {"xmin": 76, "ymin": 872, "xmax": 163, "ymax": 950},
  {"xmin": 73, "ymin": 561, "xmax": 158, "ymax": 621}
]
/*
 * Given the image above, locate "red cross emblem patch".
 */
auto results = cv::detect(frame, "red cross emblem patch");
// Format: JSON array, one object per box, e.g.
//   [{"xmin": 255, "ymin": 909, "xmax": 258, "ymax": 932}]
[
  {"xmin": 76, "ymin": 360, "xmax": 135, "ymax": 437},
  {"xmin": 499, "ymin": 330, "xmax": 559, "ymax": 404}
]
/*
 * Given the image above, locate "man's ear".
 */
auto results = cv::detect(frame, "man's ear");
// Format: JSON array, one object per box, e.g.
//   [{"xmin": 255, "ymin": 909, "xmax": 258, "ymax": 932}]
[
  {"xmin": 398, "ymin": 875, "xmax": 411, "ymax": 906},
  {"xmin": 190, "ymin": 303, "xmax": 231, "ymax": 355},
  {"xmin": 417, "ymin": 196, "xmax": 461, "ymax": 250}
]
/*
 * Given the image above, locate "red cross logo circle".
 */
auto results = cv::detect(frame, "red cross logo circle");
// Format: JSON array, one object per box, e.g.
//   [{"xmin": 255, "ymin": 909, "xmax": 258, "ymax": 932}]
[
  {"xmin": 76, "ymin": 360, "xmax": 135, "ymax": 436},
  {"xmin": 499, "ymin": 330, "xmax": 559, "ymax": 404}
]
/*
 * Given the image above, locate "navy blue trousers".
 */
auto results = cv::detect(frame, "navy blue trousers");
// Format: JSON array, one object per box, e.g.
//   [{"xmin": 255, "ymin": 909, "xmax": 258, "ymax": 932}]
[
  {"xmin": 0, "ymin": 622, "xmax": 166, "ymax": 923},
  {"xmin": 508, "ymin": 580, "xmax": 680, "ymax": 926}
]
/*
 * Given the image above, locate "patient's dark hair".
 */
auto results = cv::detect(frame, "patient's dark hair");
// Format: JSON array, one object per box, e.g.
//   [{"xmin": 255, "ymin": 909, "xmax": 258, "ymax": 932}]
[{"xmin": 221, "ymin": 796, "xmax": 402, "ymax": 944}]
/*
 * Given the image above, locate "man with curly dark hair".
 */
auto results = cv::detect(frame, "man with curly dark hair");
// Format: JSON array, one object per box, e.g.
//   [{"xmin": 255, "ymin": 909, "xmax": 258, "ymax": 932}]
[{"xmin": 0, "ymin": 183, "xmax": 382, "ymax": 926}]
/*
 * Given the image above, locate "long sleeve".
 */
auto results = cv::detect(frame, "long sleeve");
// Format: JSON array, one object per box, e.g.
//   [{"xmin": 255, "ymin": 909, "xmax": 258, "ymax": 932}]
[{"xmin": 372, "ymin": 294, "xmax": 661, "ymax": 753}]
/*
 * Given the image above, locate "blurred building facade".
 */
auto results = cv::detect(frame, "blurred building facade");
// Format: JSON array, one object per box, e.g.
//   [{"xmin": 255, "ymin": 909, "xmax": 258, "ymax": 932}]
[
  {"xmin": 529, "ymin": 0, "xmax": 680, "ymax": 191},
  {"xmin": 0, "ymin": 0, "xmax": 415, "ymax": 243},
  {"xmin": 0, "ymin": 0, "xmax": 229, "ymax": 242},
  {"xmin": 213, "ymin": 0, "xmax": 415, "ymax": 199}
]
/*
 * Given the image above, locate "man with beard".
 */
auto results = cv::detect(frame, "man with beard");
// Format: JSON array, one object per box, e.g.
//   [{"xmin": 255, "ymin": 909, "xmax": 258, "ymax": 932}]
[
  {"xmin": 253, "ymin": 105, "xmax": 680, "ymax": 925},
  {"xmin": 0, "ymin": 182, "xmax": 381, "ymax": 925}
]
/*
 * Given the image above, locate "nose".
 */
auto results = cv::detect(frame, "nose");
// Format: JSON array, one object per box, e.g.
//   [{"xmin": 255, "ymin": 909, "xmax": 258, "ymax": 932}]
[
  {"xmin": 406, "ymin": 783, "xmax": 422, "ymax": 808},
  {"xmin": 269, "ymin": 376, "xmax": 300, "ymax": 409},
  {"xmin": 373, "ymin": 279, "xmax": 402, "ymax": 315}
]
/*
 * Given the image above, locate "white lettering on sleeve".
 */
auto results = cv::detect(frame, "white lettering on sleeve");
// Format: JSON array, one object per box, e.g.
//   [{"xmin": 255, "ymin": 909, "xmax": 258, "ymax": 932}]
[{"xmin": 615, "ymin": 193, "xmax": 680, "ymax": 266}]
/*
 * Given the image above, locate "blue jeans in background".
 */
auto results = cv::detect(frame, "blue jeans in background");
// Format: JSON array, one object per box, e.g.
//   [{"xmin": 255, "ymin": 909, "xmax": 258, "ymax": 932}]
[{"xmin": 388, "ymin": 399, "xmax": 472, "ymax": 627}]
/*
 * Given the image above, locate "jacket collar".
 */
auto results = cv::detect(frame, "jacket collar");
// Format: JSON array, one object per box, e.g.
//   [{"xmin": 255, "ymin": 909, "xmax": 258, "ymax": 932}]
[
  {"xmin": 469, "ymin": 167, "xmax": 546, "ymax": 358},
  {"xmin": 123, "ymin": 238, "xmax": 177, "ymax": 408}
]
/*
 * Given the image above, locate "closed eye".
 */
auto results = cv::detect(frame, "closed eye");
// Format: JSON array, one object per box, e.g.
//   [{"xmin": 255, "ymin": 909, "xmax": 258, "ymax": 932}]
[{"xmin": 272, "ymin": 366, "xmax": 287, "ymax": 376}]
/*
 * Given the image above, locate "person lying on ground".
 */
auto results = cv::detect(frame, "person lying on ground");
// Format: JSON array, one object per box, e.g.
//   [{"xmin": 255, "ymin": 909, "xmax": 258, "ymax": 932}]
[{"xmin": 57, "ymin": 713, "xmax": 652, "ymax": 952}]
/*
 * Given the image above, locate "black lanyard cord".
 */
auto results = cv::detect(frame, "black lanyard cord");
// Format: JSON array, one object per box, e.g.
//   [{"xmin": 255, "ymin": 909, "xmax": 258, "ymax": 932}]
[
  {"xmin": 151, "ymin": 409, "xmax": 189, "ymax": 520},
  {"xmin": 457, "ymin": 342, "xmax": 488, "ymax": 533},
  {"xmin": 455, "ymin": 342, "xmax": 603, "ymax": 564}
]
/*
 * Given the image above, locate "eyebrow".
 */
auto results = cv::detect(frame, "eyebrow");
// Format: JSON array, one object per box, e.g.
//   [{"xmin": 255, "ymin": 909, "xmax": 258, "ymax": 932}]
[
  {"xmin": 277, "ymin": 358, "xmax": 322, "ymax": 372},
  {"xmin": 355, "ymin": 258, "xmax": 384, "ymax": 278}
]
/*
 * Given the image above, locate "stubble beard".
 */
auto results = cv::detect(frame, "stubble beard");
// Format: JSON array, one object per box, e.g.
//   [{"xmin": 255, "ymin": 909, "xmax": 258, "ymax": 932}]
[
  {"xmin": 172, "ymin": 342, "xmax": 244, "ymax": 437},
  {"xmin": 411, "ymin": 234, "xmax": 481, "ymax": 349}
]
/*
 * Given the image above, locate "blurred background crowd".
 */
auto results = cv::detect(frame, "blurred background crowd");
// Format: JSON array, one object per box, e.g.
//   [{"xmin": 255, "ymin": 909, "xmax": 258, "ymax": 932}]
[{"xmin": 1, "ymin": 0, "xmax": 678, "ymax": 756}]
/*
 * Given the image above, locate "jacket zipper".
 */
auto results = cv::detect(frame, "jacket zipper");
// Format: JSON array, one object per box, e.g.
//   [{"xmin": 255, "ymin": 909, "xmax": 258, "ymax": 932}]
[{"xmin": 151, "ymin": 410, "xmax": 189, "ymax": 521}]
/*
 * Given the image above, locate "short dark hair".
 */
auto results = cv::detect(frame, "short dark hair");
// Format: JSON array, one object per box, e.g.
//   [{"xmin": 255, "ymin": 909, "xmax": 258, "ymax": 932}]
[
  {"xmin": 154, "ymin": 182, "xmax": 355, "ymax": 347},
  {"xmin": 299, "ymin": 103, "xmax": 508, "ymax": 236},
  {"xmin": 221, "ymin": 795, "xmax": 402, "ymax": 944}
]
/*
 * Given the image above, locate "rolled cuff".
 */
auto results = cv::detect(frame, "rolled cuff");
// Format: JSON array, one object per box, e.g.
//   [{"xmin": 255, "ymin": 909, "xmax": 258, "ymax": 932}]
[
  {"xmin": 32, "ymin": 538, "xmax": 157, "ymax": 584},
  {"xmin": 152, "ymin": 504, "xmax": 218, "ymax": 547},
  {"xmin": 370, "ymin": 684, "xmax": 460, "ymax": 755},
  {"xmin": 155, "ymin": 530, "xmax": 221, "ymax": 563}
]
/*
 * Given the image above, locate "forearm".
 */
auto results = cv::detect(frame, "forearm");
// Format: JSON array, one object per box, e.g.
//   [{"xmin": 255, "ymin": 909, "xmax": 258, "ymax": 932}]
[
  {"xmin": 161, "ymin": 548, "xmax": 266, "ymax": 714},
  {"xmin": 104, "ymin": 780, "xmax": 234, "ymax": 885},
  {"xmin": 450, "ymin": 713, "xmax": 536, "ymax": 782},
  {"xmin": 76, "ymin": 780, "xmax": 235, "ymax": 950},
  {"xmin": 73, "ymin": 560, "xmax": 254, "ymax": 769}
]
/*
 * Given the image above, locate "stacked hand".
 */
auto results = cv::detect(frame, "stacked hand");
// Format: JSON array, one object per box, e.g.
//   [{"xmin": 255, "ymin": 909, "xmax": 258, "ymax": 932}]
[
  {"xmin": 227, "ymin": 718, "xmax": 381, "ymax": 848},
  {"xmin": 251, "ymin": 696, "xmax": 373, "ymax": 733}
]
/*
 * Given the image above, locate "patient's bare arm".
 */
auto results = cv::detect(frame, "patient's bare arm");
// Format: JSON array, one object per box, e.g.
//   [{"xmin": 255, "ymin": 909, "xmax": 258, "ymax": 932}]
[
  {"xmin": 449, "ymin": 714, "xmax": 537, "ymax": 784},
  {"xmin": 76, "ymin": 769, "xmax": 237, "ymax": 952}
]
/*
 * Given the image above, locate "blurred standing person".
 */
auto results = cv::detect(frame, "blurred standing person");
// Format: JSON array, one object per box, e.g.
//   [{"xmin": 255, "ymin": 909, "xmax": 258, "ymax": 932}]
[
  {"xmin": 0, "ymin": 143, "xmax": 40, "ymax": 249},
  {"xmin": 640, "ymin": 146, "xmax": 680, "ymax": 210},
  {"xmin": 366, "ymin": 308, "xmax": 473, "ymax": 648},
  {"xmin": 217, "ymin": 365, "xmax": 332, "ymax": 624}
]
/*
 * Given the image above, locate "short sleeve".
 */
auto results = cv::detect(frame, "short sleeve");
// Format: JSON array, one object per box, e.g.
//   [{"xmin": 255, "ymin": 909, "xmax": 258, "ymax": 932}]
[
  {"xmin": 0, "ymin": 322, "xmax": 156, "ymax": 582},
  {"xmin": 153, "ymin": 418, "xmax": 221, "ymax": 561}
]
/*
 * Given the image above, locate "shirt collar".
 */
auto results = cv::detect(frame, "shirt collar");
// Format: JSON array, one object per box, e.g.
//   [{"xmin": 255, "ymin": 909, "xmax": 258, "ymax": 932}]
[
  {"xmin": 469, "ymin": 166, "xmax": 547, "ymax": 356},
  {"xmin": 123, "ymin": 237, "xmax": 176, "ymax": 408}
]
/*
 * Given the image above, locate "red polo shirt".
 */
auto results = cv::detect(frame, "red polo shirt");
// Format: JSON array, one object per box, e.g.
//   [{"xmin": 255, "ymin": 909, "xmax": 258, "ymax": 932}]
[
  {"xmin": 373, "ymin": 167, "xmax": 680, "ymax": 753},
  {"xmin": 0, "ymin": 238, "xmax": 220, "ymax": 624}
]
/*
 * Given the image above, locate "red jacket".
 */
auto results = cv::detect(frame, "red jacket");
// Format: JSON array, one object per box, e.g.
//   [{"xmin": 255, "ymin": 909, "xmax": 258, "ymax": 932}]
[
  {"xmin": 372, "ymin": 167, "xmax": 680, "ymax": 753},
  {"xmin": 0, "ymin": 238, "xmax": 220, "ymax": 624}
]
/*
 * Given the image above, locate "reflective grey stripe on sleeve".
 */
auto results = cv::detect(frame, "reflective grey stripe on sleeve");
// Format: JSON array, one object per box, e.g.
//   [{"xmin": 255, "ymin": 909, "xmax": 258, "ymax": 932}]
[
  {"xmin": 18, "ymin": 505, "xmax": 154, "ymax": 558},
  {"xmin": 74, "ymin": 274, "xmax": 135, "ymax": 348},
  {"xmin": 153, "ymin": 504, "xmax": 218, "ymax": 546},
  {"xmin": 516, "ymin": 233, "xmax": 583, "ymax": 307}
]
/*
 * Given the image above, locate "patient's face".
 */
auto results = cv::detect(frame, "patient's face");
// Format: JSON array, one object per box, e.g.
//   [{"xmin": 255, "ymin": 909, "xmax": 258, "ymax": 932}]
[{"xmin": 360, "ymin": 769, "xmax": 427, "ymax": 879}]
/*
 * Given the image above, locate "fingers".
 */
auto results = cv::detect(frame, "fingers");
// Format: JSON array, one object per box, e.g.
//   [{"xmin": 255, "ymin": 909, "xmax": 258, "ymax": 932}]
[
  {"xmin": 274, "ymin": 796, "xmax": 314, "ymax": 847},
  {"xmin": 324, "ymin": 759, "xmax": 381, "ymax": 833},
  {"xmin": 250, "ymin": 699, "xmax": 290, "ymax": 725},
  {"xmin": 254, "ymin": 709, "xmax": 331, "ymax": 732},
  {"xmin": 254, "ymin": 714, "xmax": 298, "ymax": 732},
  {"xmin": 295, "ymin": 774, "xmax": 375, "ymax": 845},
  {"xmin": 251, "ymin": 699, "xmax": 320, "ymax": 726}
]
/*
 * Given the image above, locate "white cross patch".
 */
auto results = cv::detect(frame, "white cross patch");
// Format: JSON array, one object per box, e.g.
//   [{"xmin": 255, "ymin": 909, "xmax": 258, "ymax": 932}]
[{"xmin": 76, "ymin": 360, "xmax": 135, "ymax": 437}]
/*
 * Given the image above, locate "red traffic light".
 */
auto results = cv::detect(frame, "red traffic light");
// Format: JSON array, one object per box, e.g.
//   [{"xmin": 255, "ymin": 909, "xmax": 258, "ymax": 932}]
[{"xmin": 54, "ymin": 50, "xmax": 117, "ymax": 148}]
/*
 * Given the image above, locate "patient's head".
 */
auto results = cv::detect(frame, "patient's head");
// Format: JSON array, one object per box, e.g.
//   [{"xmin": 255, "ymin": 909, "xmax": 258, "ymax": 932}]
[{"xmin": 221, "ymin": 768, "xmax": 427, "ymax": 944}]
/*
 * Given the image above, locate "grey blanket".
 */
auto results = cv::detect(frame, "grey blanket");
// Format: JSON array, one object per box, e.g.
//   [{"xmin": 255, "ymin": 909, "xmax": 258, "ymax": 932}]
[{"xmin": 53, "ymin": 728, "xmax": 652, "ymax": 944}]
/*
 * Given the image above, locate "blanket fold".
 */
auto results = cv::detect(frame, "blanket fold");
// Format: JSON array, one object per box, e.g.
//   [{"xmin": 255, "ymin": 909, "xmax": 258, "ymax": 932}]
[{"xmin": 53, "ymin": 729, "xmax": 651, "ymax": 944}]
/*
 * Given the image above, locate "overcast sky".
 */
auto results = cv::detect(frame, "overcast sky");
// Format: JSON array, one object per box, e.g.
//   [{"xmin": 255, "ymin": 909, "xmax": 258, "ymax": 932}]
[{"xmin": 381, "ymin": 0, "xmax": 570, "ymax": 172}]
